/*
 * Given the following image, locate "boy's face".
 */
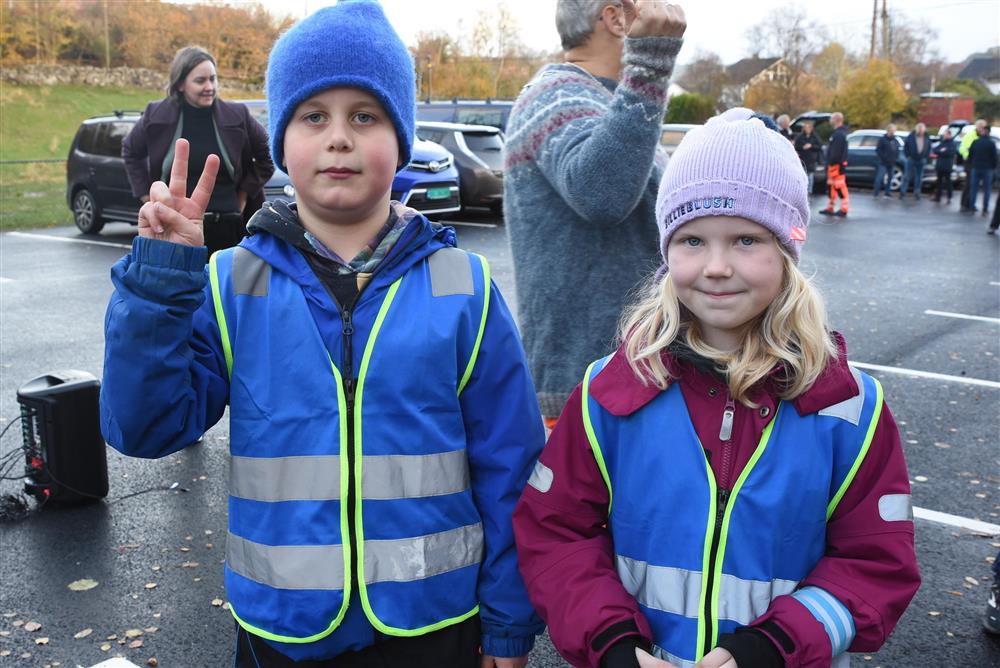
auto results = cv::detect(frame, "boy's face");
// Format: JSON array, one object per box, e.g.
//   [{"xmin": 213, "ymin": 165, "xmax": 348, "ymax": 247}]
[{"xmin": 283, "ymin": 87, "xmax": 400, "ymax": 226}]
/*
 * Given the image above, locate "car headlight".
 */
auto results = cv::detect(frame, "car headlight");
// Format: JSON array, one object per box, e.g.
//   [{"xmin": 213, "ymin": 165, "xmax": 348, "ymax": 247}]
[{"xmin": 283, "ymin": 184, "xmax": 296, "ymax": 198}]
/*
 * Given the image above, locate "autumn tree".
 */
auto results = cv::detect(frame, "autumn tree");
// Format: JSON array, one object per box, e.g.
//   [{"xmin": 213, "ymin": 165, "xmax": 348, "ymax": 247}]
[
  {"xmin": 676, "ymin": 51, "xmax": 726, "ymax": 110},
  {"xmin": 744, "ymin": 4, "xmax": 824, "ymax": 113},
  {"xmin": 834, "ymin": 59, "xmax": 907, "ymax": 129}
]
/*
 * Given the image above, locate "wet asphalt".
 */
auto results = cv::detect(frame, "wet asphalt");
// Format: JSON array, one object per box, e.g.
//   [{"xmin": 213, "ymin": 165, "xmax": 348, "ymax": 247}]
[{"xmin": 0, "ymin": 191, "xmax": 998, "ymax": 667}]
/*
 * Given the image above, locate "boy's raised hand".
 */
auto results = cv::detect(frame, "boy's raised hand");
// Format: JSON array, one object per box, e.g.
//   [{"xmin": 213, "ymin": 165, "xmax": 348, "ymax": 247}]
[
  {"xmin": 622, "ymin": 0, "xmax": 686, "ymax": 39},
  {"xmin": 138, "ymin": 138, "xmax": 219, "ymax": 247},
  {"xmin": 636, "ymin": 648, "xmax": 677, "ymax": 667}
]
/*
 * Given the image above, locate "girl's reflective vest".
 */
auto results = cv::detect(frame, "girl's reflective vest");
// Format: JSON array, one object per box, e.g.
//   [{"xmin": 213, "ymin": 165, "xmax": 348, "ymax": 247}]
[
  {"xmin": 579, "ymin": 355, "xmax": 885, "ymax": 667},
  {"xmin": 208, "ymin": 245, "xmax": 491, "ymax": 643}
]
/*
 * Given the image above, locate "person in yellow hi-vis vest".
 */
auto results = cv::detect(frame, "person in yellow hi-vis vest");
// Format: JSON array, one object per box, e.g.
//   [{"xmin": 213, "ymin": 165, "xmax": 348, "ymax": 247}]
[
  {"xmin": 819, "ymin": 112, "xmax": 849, "ymax": 218},
  {"xmin": 959, "ymin": 119, "xmax": 987, "ymax": 211}
]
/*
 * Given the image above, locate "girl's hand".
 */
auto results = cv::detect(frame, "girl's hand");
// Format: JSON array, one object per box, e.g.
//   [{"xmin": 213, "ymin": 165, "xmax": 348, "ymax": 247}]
[
  {"xmin": 696, "ymin": 647, "xmax": 737, "ymax": 668},
  {"xmin": 622, "ymin": 0, "xmax": 687, "ymax": 39},
  {"xmin": 138, "ymin": 138, "xmax": 219, "ymax": 247},
  {"xmin": 636, "ymin": 647, "xmax": 678, "ymax": 667}
]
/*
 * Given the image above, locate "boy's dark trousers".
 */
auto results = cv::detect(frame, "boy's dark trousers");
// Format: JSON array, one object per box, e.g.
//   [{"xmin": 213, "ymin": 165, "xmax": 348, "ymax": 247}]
[
  {"xmin": 934, "ymin": 170, "xmax": 953, "ymax": 202},
  {"xmin": 234, "ymin": 616, "xmax": 481, "ymax": 668}
]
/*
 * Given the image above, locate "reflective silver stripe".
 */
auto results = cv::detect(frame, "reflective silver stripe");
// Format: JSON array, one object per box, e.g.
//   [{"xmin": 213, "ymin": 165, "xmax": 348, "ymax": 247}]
[
  {"xmin": 879, "ymin": 494, "xmax": 913, "ymax": 522},
  {"xmin": 616, "ymin": 555, "xmax": 703, "ymax": 618},
  {"xmin": 618, "ymin": 555, "xmax": 798, "ymax": 625},
  {"xmin": 361, "ymin": 451, "xmax": 469, "ymax": 500},
  {"xmin": 230, "ymin": 455, "xmax": 340, "ymax": 502},
  {"xmin": 527, "ymin": 460, "xmax": 554, "ymax": 493},
  {"xmin": 652, "ymin": 645, "xmax": 696, "ymax": 668},
  {"xmin": 364, "ymin": 523, "xmax": 483, "ymax": 584},
  {"xmin": 232, "ymin": 247, "xmax": 269, "ymax": 296},
  {"xmin": 428, "ymin": 247, "xmax": 473, "ymax": 296},
  {"xmin": 226, "ymin": 532, "xmax": 344, "ymax": 591},
  {"xmin": 717, "ymin": 573, "xmax": 798, "ymax": 624},
  {"xmin": 819, "ymin": 366, "xmax": 865, "ymax": 425}
]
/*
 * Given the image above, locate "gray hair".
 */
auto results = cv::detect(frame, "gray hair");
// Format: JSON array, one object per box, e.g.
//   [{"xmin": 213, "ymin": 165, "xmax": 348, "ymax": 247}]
[
  {"xmin": 776, "ymin": 114, "xmax": 790, "ymax": 127},
  {"xmin": 556, "ymin": 0, "xmax": 622, "ymax": 51},
  {"xmin": 167, "ymin": 46, "xmax": 216, "ymax": 105}
]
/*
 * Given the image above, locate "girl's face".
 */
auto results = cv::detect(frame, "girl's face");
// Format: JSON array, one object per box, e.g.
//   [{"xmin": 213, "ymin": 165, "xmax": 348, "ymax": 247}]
[
  {"xmin": 667, "ymin": 215, "xmax": 785, "ymax": 352},
  {"xmin": 179, "ymin": 60, "xmax": 217, "ymax": 108}
]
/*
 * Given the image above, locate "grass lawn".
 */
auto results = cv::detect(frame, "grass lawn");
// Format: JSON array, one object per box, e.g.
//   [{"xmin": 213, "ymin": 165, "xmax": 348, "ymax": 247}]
[{"xmin": 1, "ymin": 84, "xmax": 158, "ymax": 230}]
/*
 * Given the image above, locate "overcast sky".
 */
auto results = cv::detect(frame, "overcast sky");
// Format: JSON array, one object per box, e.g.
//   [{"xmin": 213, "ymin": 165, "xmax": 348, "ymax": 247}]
[{"xmin": 241, "ymin": 0, "xmax": 1000, "ymax": 65}]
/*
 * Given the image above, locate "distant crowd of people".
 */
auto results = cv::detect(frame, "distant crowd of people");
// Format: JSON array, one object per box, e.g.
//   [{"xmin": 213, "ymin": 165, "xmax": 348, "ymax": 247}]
[{"xmin": 773, "ymin": 112, "xmax": 999, "ymax": 233}]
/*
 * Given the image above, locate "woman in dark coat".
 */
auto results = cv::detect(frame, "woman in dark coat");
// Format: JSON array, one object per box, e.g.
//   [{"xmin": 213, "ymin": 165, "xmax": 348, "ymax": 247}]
[{"xmin": 122, "ymin": 46, "xmax": 274, "ymax": 256}]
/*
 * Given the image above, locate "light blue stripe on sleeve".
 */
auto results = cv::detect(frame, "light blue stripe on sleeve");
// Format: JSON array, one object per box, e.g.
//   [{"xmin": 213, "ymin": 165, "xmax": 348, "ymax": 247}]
[{"xmin": 792, "ymin": 586, "xmax": 856, "ymax": 656}]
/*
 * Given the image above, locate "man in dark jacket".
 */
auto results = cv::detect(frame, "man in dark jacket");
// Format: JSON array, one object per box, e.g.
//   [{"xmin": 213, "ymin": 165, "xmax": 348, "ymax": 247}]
[
  {"xmin": 819, "ymin": 111, "xmax": 849, "ymax": 217},
  {"xmin": 931, "ymin": 129, "xmax": 957, "ymax": 203},
  {"xmin": 874, "ymin": 123, "xmax": 899, "ymax": 198},
  {"xmin": 900, "ymin": 123, "xmax": 931, "ymax": 199},
  {"xmin": 793, "ymin": 120, "xmax": 822, "ymax": 195},
  {"xmin": 965, "ymin": 125, "xmax": 998, "ymax": 217}
]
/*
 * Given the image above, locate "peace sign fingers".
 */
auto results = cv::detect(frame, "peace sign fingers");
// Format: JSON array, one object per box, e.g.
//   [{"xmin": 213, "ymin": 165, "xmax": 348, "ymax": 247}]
[
  {"xmin": 169, "ymin": 138, "xmax": 190, "ymax": 201},
  {"xmin": 189, "ymin": 153, "xmax": 220, "ymax": 217}
]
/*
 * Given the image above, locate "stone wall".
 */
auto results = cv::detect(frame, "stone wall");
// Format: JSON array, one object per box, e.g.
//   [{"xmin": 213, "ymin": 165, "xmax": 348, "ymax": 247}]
[{"xmin": 1, "ymin": 64, "xmax": 262, "ymax": 94}]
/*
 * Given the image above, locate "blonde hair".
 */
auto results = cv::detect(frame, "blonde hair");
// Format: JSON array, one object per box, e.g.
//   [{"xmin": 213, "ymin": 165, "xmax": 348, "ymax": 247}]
[{"xmin": 619, "ymin": 248, "xmax": 836, "ymax": 406}]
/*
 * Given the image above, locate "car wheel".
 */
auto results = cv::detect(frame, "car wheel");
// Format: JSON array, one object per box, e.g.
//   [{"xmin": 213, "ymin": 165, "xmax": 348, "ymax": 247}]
[
  {"xmin": 890, "ymin": 166, "xmax": 904, "ymax": 192},
  {"xmin": 72, "ymin": 188, "xmax": 104, "ymax": 234}
]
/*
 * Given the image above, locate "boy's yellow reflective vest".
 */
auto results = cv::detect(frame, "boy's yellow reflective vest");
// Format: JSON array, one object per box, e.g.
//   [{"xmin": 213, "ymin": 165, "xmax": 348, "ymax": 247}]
[
  {"xmin": 579, "ymin": 354, "xmax": 883, "ymax": 667},
  {"xmin": 208, "ymin": 243, "xmax": 498, "ymax": 642}
]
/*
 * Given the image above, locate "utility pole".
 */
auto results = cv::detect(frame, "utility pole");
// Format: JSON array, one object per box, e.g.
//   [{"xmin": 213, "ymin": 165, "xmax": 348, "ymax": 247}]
[
  {"xmin": 102, "ymin": 0, "xmax": 110, "ymax": 69},
  {"xmin": 881, "ymin": 0, "xmax": 889, "ymax": 60},
  {"xmin": 870, "ymin": 0, "xmax": 877, "ymax": 60}
]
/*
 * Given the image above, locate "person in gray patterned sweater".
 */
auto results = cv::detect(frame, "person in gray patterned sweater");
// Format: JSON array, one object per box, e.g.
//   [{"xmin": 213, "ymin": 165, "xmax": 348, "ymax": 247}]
[{"xmin": 504, "ymin": 0, "xmax": 686, "ymax": 420}]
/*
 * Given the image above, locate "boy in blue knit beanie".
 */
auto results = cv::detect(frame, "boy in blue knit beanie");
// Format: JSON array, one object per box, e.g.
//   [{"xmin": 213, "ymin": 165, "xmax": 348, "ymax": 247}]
[{"xmin": 99, "ymin": 1, "xmax": 545, "ymax": 666}]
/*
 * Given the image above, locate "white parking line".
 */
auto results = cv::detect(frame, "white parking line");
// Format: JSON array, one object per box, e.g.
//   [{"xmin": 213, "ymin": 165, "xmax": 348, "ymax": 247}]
[
  {"xmin": 6, "ymin": 231, "xmax": 131, "ymax": 250},
  {"xmin": 991, "ymin": 281, "xmax": 1000, "ymax": 287},
  {"xmin": 914, "ymin": 506, "xmax": 1000, "ymax": 535},
  {"xmin": 850, "ymin": 361, "xmax": 1000, "ymax": 389},
  {"xmin": 0, "ymin": 277, "xmax": 13, "ymax": 284},
  {"xmin": 445, "ymin": 220, "xmax": 499, "ymax": 228},
  {"xmin": 924, "ymin": 309, "xmax": 1000, "ymax": 325}
]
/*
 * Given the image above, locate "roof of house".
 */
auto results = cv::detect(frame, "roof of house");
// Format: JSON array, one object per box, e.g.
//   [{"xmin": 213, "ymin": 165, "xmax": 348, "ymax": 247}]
[
  {"xmin": 725, "ymin": 57, "xmax": 781, "ymax": 85},
  {"xmin": 958, "ymin": 53, "xmax": 1000, "ymax": 82}
]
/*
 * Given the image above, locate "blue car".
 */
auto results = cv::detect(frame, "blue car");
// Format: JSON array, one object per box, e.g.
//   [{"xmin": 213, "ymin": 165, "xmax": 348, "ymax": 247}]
[{"xmin": 243, "ymin": 100, "xmax": 461, "ymax": 216}]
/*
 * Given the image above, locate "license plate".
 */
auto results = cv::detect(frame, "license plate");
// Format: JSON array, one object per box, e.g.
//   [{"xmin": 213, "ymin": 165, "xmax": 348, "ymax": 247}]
[{"xmin": 426, "ymin": 187, "xmax": 451, "ymax": 200}]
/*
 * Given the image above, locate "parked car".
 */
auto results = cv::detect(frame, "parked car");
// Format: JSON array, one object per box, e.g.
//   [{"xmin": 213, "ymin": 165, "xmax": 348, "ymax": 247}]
[
  {"xmin": 416, "ymin": 99, "xmax": 514, "ymax": 132},
  {"xmin": 416, "ymin": 121, "xmax": 504, "ymax": 213},
  {"xmin": 66, "ymin": 111, "xmax": 144, "ymax": 234},
  {"xmin": 659, "ymin": 123, "xmax": 699, "ymax": 157},
  {"xmin": 844, "ymin": 129, "xmax": 945, "ymax": 192}
]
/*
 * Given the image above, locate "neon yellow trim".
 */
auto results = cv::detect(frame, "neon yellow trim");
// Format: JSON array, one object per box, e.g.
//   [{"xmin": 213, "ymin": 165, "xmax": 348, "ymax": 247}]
[
  {"xmin": 351, "ymin": 278, "xmax": 477, "ymax": 635},
  {"xmin": 581, "ymin": 360, "xmax": 613, "ymax": 512},
  {"xmin": 229, "ymin": 356, "xmax": 352, "ymax": 643},
  {"xmin": 705, "ymin": 403, "xmax": 781, "ymax": 654},
  {"xmin": 827, "ymin": 377, "xmax": 884, "ymax": 520},
  {"xmin": 694, "ymin": 449, "xmax": 718, "ymax": 663},
  {"xmin": 457, "ymin": 253, "xmax": 491, "ymax": 395},
  {"xmin": 208, "ymin": 252, "xmax": 233, "ymax": 378}
]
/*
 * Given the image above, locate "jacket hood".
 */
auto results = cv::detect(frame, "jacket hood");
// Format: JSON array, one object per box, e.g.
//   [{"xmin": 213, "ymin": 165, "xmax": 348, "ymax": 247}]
[
  {"xmin": 241, "ymin": 199, "xmax": 456, "ymax": 288},
  {"xmin": 591, "ymin": 332, "xmax": 858, "ymax": 417}
]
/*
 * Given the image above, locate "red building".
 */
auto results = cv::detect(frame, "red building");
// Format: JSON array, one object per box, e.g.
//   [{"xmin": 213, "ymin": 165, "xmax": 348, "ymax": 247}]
[{"xmin": 918, "ymin": 93, "xmax": 975, "ymax": 128}]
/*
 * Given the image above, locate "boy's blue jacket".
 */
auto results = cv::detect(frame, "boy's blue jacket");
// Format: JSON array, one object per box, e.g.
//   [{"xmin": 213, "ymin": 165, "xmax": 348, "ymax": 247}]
[{"xmin": 100, "ymin": 209, "xmax": 545, "ymax": 659}]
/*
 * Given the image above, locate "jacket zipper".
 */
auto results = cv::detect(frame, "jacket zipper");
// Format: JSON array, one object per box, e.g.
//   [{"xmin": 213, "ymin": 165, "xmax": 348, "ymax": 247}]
[{"xmin": 703, "ymin": 395, "xmax": 736, "ymax": 657}]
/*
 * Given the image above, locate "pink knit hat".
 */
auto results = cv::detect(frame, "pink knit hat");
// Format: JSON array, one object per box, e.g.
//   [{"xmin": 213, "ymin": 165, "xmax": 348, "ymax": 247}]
[{"xmin": 656, "ymin": 108, "xmax": 810, "ymax": 264}]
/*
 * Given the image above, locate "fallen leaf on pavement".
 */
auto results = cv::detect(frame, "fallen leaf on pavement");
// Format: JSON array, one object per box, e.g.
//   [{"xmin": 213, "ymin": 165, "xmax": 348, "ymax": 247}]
[
  {"xmin": 125, "ymin": 629, "xmax": 143, "ymax": 638},
  {"xmin": 68, "ymin": 579, "xmax": 99, "ymax": 592},
  {"xmin": 929, "ymin": 611, "xmax": 942, "ymax": 616},
  {"xmin": 100, "ymin": 643, "xmax": 111, "ymax": 652},
  {"xmin": 144, "ymin": 627, "xmax": 158, "ymax": 634},
  {"xmin": 211, "ymin": 598, "xmax": 223, "ymax": 607},
  {"xmin": 148, "ymin": 659, "xmax": 158, "ymax": 667},
  {"xmin": 964, "ymin": 576, "xmax": 979, "ymax": 586},
  {"xmin": 129, "ymin": 640, "xmax": 143, "ymax": 649},
  {"xmin": 34, "ymin": 637, "xmax": 48, "ymax": 645},
  {"xmin": 73, "ymin": 628, "xmax": 93, "ymax": 639},
  {"xmin": 23, "ymin": 621, "xmax": 42, "ymax": 632},
  {"xmin": 144, "ymin": 583, "xmax": 157, "ymax": 590}
]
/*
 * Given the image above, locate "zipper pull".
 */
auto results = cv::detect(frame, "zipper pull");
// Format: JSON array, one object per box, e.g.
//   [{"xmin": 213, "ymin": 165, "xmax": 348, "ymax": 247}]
[
  {"xmin": 719, "ymin": 398, "xmax": 735, "ymax": 442},
  {"xmin": 341, "ymin": 309, "xmax": 354, "ymax": 336},
  {"xmin": 716, "ymin": 487, "xmax": 730, "ymax": 529}
]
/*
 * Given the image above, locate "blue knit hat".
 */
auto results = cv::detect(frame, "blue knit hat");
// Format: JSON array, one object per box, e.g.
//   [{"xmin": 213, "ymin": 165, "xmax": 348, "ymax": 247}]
[{"xmin": 265, "ymin": 0, "xmax": 415, "ymax": 171}]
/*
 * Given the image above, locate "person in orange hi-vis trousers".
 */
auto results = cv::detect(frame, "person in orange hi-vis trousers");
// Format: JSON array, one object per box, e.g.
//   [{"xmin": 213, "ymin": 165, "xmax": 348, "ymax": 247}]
[{"xmin": 820, "ymin": 112, "xmax": 850, "ymax": 218}]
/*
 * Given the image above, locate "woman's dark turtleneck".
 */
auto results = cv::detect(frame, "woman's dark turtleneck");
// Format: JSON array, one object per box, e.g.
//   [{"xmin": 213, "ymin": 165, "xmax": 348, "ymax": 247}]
[{"xmin": 180, "ymin": 101, "xmax": 238, "ymax": 213}]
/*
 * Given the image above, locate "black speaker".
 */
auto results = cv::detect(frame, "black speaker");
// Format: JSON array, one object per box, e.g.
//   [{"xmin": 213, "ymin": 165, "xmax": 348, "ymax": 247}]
[{"xmin": 17, "ymin": 370, "xmax": 108, "ymax": 504}]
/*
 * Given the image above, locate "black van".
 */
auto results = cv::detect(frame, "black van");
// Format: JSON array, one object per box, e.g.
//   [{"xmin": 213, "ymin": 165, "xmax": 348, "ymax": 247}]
[{"xmin": 416, "ymin": 100, "xmax": 514, "ymax": 133}]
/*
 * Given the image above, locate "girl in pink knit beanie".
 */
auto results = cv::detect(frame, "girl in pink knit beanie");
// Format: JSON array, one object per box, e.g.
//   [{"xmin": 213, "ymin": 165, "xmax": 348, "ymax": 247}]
[{"xmin": 513, "ymin": 108, "xmax": 918, "ymax": 668}]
